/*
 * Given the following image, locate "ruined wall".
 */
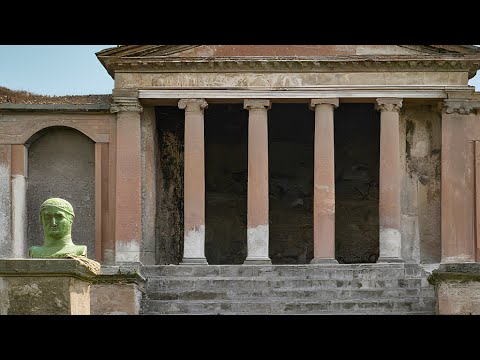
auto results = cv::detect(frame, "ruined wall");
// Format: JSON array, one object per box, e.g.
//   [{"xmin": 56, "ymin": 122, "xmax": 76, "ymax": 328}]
[
  {"xmin": 400, "ymin": 103, "xmax": 441, "ymax": 263},
  {"xmin": 205, "ymin": 104, "xmax": 248, "ymax": 264},
  {"xmin": 155, "ymin": 107, "xmax": 184, "ymax": 264},
  {"xmin": 27, "ymin": 127, "xmax": 95, "ymax": 258},
  {"xmin": 334, "ymin": 104, "xmax": 380, "ymax": 263}
]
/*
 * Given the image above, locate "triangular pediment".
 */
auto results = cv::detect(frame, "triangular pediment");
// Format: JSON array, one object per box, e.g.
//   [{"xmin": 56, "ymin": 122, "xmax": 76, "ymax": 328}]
[
  {"xmin": 96, "ymin": 45, "xmax": 480, "ymax": 79},
  {"xmin": 97, "ymin": 44, "xmax": 480, "ymax": 58}
]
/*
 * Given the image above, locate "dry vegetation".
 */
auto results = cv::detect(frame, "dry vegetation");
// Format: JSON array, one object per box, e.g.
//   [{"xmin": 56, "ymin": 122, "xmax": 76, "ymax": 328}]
[{"xmin": 0, "ymin": 86, "xmax": 112, "ymax": 105}]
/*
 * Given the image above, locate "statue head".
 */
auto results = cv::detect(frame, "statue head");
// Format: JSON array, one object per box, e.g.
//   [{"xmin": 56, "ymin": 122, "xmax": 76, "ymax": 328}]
[
  {"xmin": 30, "ymin": 197, "xmax": 87, "ymax": 258},
  {"xmin": 39, "ymin": 198, "xmax": 75, "ymax": 243}
]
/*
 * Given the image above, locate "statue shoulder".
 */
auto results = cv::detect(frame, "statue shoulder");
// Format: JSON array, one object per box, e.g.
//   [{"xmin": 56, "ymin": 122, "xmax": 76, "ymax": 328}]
[
  {"xmin": 29, "ymin": 246, "xmax": 43, "ymax": 258},
  {"xmin": 77, "ymin": 245, "xmax": 87, "ymax": 256}
]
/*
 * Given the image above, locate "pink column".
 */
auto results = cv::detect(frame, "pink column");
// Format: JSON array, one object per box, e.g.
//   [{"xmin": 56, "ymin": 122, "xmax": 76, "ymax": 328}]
[
  {"xmin": 244, "ymin": 99, "xmax": 272, "ymax": 264},
  {"xmin": 376, "ymin": 98, "xmax": 404, "ymax": 263},
  {"xmin": 111, "ymin": 97, "xmax": 143, "ymax": 263},
  {"xmin": 310, "ymin": 99, "xmax": 339, "ymax": 264},
  {"xmin": 178, "ymin": 99, "xmax": 208, "ymax": 264}
]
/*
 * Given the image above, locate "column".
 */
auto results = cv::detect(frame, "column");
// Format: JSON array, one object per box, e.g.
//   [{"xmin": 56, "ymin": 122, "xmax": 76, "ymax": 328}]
[
  {"xmin": 310, "ymin": 99, "xmax": 339, "ymax": 264},
  {"xmin": 111, "ymin": 93, "xmax": 143, "ymax": 263},
  {"xmin": 178, "ymin": 99, "xmax": 208, "ymax": 264},
  {"xmin": 0, "ymin": 145, "xmax": 12, "ymax": 258},
  {"xmin": 11, "ymin": 145, "xmax": 27, "ymax": 258},
  {"xmin": 441, "ymin": 98, "xmax": 479, "ymax": 263},
  {"xmin": 376, "ymin": 98, "xmax": 404, "ymax": 263},
  {"xmin": 244, "ymin": 99, "xmax": 271, "ymax": 264}
]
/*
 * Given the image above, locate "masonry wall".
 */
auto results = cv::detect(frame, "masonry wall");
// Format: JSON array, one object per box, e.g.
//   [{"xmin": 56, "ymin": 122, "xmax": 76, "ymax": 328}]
[
  {"xmin": 155, "ymin": 107, "xmax": 184, "ymax": 264},
  {"xmin": 27, "ymin": 127, "xmax": 95, "ymax": 259},
  {"xmin": 400, "ymin": 103, "xmax": 442, "ymax": 263}
]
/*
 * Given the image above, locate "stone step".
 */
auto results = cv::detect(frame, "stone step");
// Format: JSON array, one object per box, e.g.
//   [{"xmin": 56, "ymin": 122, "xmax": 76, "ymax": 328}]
[
  {"xmin": 144, "ymin": 287, "xmax": 435, "ymax": 301},
  {"xmin": 141, "ymin": 298, "xmax": 436, "ymax": 315},
  {"xmin": 145, "ymin": 277, "xmax": 424, "ymax": 292},
  {"xmin": 141, "ymin": 264, "xmax": 418, "ymax": 279}
]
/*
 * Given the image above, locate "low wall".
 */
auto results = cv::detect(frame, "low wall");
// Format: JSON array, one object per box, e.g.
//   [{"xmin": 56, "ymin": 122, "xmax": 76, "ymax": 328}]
[{"xmin": 428, "ymin": 263, "xmax": 480, "ymax": 315}]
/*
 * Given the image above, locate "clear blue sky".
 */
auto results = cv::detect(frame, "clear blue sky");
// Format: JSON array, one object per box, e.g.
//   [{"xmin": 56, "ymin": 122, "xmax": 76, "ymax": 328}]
[{"xmin": 0, "ymin": 45, "xmax": 479, "ymax": 96}]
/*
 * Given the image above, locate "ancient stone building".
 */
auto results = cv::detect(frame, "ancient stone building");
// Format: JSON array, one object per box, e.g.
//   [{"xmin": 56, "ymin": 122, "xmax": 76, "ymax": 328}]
[{"xmin": 1, "ymin": 45, "xmax": 480, "ymax": 314}]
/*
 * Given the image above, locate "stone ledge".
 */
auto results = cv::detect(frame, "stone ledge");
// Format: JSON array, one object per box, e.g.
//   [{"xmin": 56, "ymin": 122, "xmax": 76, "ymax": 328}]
[
  {"xmin": 0, "ymin": 259, "xmax": 98, "ymax": 282},
  {"xmin": 428, "ymin": 262, "xmax": 480, "ymax": 285},
  {"xmin": 93, "ymin": 265, "xmax": 146, "ymax": 288}
]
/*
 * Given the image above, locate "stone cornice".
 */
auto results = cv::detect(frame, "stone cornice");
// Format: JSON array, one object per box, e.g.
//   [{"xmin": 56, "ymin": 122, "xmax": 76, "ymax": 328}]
[
  {"xmin": 92, "ymin": 265, "xmax": 146, "ymax": 286},
  {"xmin": 428, "ymin": 263, "xmax": 480, "ymax": 285},
  {"xmin": 0, "ymin": 259, "xmax": 98, "ymax": 282},
  {"xmin": 104, "ymin": 56, "xmax": 480, "ymax": 75}
]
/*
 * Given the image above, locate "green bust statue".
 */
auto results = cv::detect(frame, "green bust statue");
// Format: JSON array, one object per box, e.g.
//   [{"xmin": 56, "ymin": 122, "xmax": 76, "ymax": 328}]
[{"xmin": 29, "ymin": 198, "xmax": 87, "ymax": 258}]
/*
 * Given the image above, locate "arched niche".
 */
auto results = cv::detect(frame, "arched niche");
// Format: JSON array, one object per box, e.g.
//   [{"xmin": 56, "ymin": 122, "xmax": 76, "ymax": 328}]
[{"xmin": 26, "ymin": 126, "xmax": 96, "ymax": 259}]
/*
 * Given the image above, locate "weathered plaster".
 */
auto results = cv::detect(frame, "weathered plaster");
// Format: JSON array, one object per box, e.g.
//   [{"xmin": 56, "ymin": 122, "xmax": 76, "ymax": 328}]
[
  {"xmin": 183, "ymin": 225, "xmax": 205, "ymax": 258},
  {"xmin": 441, "ymin": 254, "xmax": 475, "ymax": 263},
  {"xmin": 91, "ymin": 283, "xmax": 142, "ymax": 315},
  {"xmin": 115, "ymin": 240, "xmax": 140, "ymax": 263},
  {"xmin": 246, "ymin": 224, "xmax": 269, "ymax": 260},
  {"xmin": 436, "ymin": 280, "xmax": 480, "ymax": 314},
  {"xmin": 379, "ymin": 228, "xmax": 402, "ymax": 259}
]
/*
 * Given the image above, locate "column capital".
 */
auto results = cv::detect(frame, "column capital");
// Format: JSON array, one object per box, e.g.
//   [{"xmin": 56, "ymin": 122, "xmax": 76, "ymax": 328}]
[
  {"xmin": 178, "ymin": 99, "xmax": 208, "ymax": 112},
  {"xmin": 442, "ymin": 99, "xmax": 480, "ymax": 115},
  {"xmin": 375, "ymin": 98, "xmax": 403, "ymax": 112},
  {"xmin": 110, "ymin": 97, "xmax": 143, "ymax": 114},
  {"xmin": 244, "ymin": 99, "xmax": 271, "ymax": 110},
  {"xmin": 310, "ymin": 98, "xmax": 339, "ymax": 110}
]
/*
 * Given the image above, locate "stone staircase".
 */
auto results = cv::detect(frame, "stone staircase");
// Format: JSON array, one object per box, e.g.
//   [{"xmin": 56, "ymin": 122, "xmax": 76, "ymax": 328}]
[{"xmin": 139, "ymin": 263, "xmax": 435, "ymax": 314}]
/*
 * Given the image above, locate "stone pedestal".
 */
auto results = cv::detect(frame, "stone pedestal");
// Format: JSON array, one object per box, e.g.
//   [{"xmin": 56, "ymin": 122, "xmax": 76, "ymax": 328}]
[
  {"xmin": 90, "ymin": 265, "xmax": 145, "ymax": 315},
  {"xmin": 428, "ymin": 263, "xmax": 480, "ymax": 315},
  {"xmin": 0, "ymin": 259, "xmax": 97, "ymax": 315}
]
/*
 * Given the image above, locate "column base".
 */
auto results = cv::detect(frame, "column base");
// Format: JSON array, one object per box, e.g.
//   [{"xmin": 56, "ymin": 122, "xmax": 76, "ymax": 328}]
[
  {"xmin": 180, "ymin": 257, "xmax": 208, "ymax": 265},
  {"xmin": 310, "ymin": 258, "xmax": 339, "ymax": 264},
  {"xmin": 377, "ymin": 257, "xmax": 405, "ymax": 263},
  {"xmin": 243, "ymin": 257, "xmax": 272, "ymax": 265}
]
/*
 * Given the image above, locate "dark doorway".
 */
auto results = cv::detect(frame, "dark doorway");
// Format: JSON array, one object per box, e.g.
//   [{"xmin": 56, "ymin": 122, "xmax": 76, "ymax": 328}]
[
  {"xmin": 204, "ymin": 104, "xmax": 248, "ymax": 264},
  {"xmin": 334, "ymin": 104, "xmax": 380, "ymax": 263},
  {"xmin": 268, "ymin": 103, "xmax": 314, "ymax": 264}
]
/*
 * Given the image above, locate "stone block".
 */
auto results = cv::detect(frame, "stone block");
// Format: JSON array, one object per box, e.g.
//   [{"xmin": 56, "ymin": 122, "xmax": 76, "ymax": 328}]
[
  {"xmin": 0, "ymin": 259, "xmax": 96, "ymax": 315},
  {"xmin": 90, "ymin": 265, "xmax": 145, "ymax": 315}
]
